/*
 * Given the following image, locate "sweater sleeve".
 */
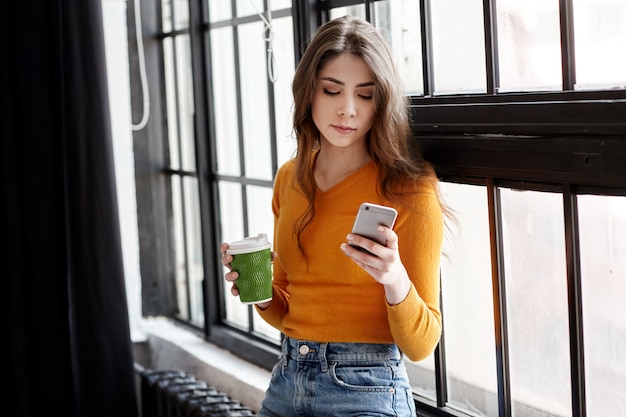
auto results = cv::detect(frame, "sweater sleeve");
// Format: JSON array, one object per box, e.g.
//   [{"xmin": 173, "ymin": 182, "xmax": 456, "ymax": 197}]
[
  {"xmin": 255, "ymin": 163, "xmax": 290, "ymax": 328},
  {"xmin": 386, "ymin": 185, "xmax": 444, "ymax": 361},
  {"xmin": 255, "ymin": 256, "xmax": 289, "ymax": 329}
]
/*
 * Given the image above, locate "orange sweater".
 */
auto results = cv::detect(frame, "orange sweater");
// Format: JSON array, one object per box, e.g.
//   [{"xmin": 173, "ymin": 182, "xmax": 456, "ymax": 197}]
[{"xmin": 257, "ymin": 158, "xmax": 443, "ymax": 361}]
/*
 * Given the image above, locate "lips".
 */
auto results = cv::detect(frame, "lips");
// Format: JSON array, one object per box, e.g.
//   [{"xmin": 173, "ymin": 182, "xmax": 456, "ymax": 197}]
[{"xmin": 332, "ymin": 124, "xmax": 355, "ymax": 134}]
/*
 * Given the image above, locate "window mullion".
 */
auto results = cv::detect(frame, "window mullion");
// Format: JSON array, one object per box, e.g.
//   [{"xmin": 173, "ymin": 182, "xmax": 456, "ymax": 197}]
[
  {"xmin": 230, "ymin": 19, "xmax": 250, "ymax": 242},
  {"xmin": 420, "ymin": 0, "xmax": 434, "ymax": 96},
  {"xmin": 487, "ymin": 178, "xmax": 512, "ymax": 417},
  {"xmin": 364, "ymin": 0, "xmax": 372, "ymax": 21},
  {"xmin": 168, "ymin": 17, "xmax": 194, "ymax": 321},
  {"xmin": 190, "ymin": 0, "xmax": 221, "ymax": 331},
  {"xmin": 262, "ymin": 0, "xmax": 279, "ymax": 176},
  {"xmin": 563, "ymin": 184, "xmax": 586, "ymax": 417},
  {"xmin": 434, "ymin": 273, "xmax": 448, "ymax": 408},
  {"xmin": 559, "ymin": 0, "xmax": 577, "ymax": 90},
  {"xmin": 482, "ymin": 0, "xmax": 499, "ymax": 95}
]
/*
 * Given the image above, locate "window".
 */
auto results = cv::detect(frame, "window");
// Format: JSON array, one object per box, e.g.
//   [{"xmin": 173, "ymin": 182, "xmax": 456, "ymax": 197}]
[
  {"xmin": 129, "ymin": 0, "xmax": 626, "ymax": 416},
  {"xmin": 207, "ymin": 0, "xmax": 295, "ymax": 345}
]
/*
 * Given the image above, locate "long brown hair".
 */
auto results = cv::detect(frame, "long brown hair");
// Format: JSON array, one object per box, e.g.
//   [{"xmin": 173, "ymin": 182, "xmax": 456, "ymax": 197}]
[{"xmin": 291, "ymin": 15, "xmax": 445, "ymax": 257}]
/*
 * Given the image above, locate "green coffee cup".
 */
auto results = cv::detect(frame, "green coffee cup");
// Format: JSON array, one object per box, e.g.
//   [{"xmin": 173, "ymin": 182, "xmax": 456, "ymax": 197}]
[{"xmin": 226, "ymin": 233, "xmax": 273, "ymax": 304}]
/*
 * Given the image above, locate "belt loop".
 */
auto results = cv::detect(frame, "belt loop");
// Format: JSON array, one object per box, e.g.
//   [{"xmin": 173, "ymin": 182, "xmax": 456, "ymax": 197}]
[
  {"xmin": 319, "ymin": 343, "xmax": 328, "ymax": 372},
  {"xmin": 281, "ymin": 337, "xmax": 289, "ymax": 366}
]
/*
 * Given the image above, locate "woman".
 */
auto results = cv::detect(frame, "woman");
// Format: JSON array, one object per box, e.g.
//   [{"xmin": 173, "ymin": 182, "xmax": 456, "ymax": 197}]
[{"xmin": 221, "ymin": 15, "xmax": 446, "ymax": 417}]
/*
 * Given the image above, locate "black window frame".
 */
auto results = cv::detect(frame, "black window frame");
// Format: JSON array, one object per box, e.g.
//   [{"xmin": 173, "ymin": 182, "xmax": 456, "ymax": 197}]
[{"xmin": 127, "ymin": 1, "xmax": 626, "ymax": 416}]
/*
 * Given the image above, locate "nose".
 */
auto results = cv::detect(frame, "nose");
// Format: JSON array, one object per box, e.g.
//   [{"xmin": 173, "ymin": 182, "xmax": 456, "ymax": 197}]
[{"xmin": 338, "ymin": 96, "xmax": 357, "ymax": 117}]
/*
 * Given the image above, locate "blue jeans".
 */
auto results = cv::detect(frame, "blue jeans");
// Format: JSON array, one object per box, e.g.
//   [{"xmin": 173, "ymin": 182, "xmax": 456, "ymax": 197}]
[{"xmin": 257, "ymin": 337, "xmax": 417, "ymax": 417}]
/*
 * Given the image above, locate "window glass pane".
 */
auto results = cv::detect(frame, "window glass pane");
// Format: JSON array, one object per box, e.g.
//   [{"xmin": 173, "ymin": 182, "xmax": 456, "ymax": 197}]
[
  {"xmin": 332, "ymin": 6, "xmax": 393, "ymax": 51},
  {"xmin": 173, "ymin": 0, "xmax": 189, "ymax": 30},
  {"xmin": 272, "ymin": 16, "xmax": 297, "ymax": 167},
  {"xmin": 163, "ymin": 37, "xmax": 180, "ymax": 170},
  {"xmin": 331, "ymin": 2, "xmax": 424, "ymax": 94},
  {"xmin": 162, "ymin": 0, "xmax": 172, "ymax": 32},
  {"xmin": 387, "ymin": 0, "xmax": 423, "ymax": 95},
  {"xmin": 225, "ymin": 294, "xmax": 249, "ymax": 330},
  {"xmin": 246, "ymin": 185, "xmax": 275, "ymax": 248},
  {"xmin": 218, "ymin": 182, "xmax": 245, "ymax": 255},
  {"xmin": 406, "ymin": 355, "xmax": 436, "ymax": 402},
  {"xmin": 219, "ymin": 182, "xmax": 247, "ymax": 328},
  {"xmin": 211, "ymin": 27, "xmax": 241, "ymax": 176},
  {"xmin": 578, "ymin": 195, "xmax": 626, "ymax": 416},
  {"xmin": 500, "ymin": 188, "xmax": 572, "ymax": 417},
  {"xmin": 208, "ymin": 0, "xmax": 231, "ymax": 22},
  {"xmin": 370, "ymin": 2, "xmax": 391, "ymax": 45},
  {"xmin": 431, "ymin": 0, "xmax": 486, "ymax": 94},
  {"xmin": 244, "ymin": 184, "xmax": 275, "ymax": 339},
  {"xmin": 573, "ymin": 0, "xmax": 626, "ymax": 90},
  {"xmin": 271, "ymin": 0, "xmax": 292, "ymax": 10},
  {"xmin": 175, "ymin": 35, "xmax": 197, "ymax": 171},
  {"xmin": 329, "ymin": 5, "xmax": 366, "ymax": 20},
  {"xmin": 239, "ymin": 21, "xmax": 273, "ymax": 180},
  {"xmin": 253, "ymin": 306, "xmax": 281, "ymax": 342},
  {"xmin": 173, "ymin": 176, "xmax": 204, "ymax": 325},
  {"xmin": 237, "ymin": 0, "xmax": 262, "ymax": 17},
  {"xmin": 184, "ymin": 177, "xmax": 204, "ymax": 326},
  {"xmin": 440, "ymin": 183, "xmax": 498, "ymax": 416},
  {"xmin": 496, "ymin": 0, "xmax": 562, "ymax": 92},
  {"xmin": 172, "ymin": 177, "xmax": 188, "ymax": 320}
]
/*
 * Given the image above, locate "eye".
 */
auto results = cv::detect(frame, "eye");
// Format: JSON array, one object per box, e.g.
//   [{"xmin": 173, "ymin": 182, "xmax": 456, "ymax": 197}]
[
  {"xmin": 323, "ymin": 88, "xmax": 340, "ymax": 96},
  {"xmin": 357, "ymin": 88, "xmax": 374, "ymax": 100}
]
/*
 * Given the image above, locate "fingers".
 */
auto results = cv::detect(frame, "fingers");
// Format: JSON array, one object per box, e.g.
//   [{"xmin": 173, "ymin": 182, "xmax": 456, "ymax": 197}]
[
  {"xmin": 230, "ymin": 283, "xmax": 240, "ymax": 297},
  {"xmin": 220, "ymin": 243, "xmax": 235, "ymax": 275},
  {"xmin": 344, "ymin": 226, "xmax": 398, "ymax": 257},
  {"xmin": 342, "ymin": 226, "xmax": 400, "ymax": 278},
  {"xmin": 220, "ymin": 243, "xmax": 239, "ymax": 297},
  {"xmin": 220, "ymin": 242, "xmax": 229, "ymax": 254},
  {"xmin": 379, "ymin": 226, "xmax": 399, "ymax": 250},
  {"xmin": 220, "ymin": 243, "xmax": 231, "ymax": 266}
]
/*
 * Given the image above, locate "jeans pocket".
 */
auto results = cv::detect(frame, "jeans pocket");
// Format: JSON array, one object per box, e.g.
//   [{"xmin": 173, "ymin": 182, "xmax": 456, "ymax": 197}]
[{"xmin": 330, "ymin": 360, "xmax": 395, "ymax": 392}]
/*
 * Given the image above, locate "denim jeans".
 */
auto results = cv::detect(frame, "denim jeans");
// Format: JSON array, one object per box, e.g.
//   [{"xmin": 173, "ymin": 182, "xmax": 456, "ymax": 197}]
[{"xmin": 257, "ymin": 337, "xmax": 417, "ymax": 417}]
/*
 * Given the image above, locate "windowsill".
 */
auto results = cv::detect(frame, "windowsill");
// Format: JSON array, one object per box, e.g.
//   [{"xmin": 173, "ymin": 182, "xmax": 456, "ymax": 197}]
[{"xmin": 133, "ymin": 317, "xmax": 271, "ymax": 412}]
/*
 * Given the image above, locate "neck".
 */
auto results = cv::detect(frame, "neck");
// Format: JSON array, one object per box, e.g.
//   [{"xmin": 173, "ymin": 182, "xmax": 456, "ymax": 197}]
[{"xmin": 314, "ymin": 146, "xmax": 372, "ymax": 192}]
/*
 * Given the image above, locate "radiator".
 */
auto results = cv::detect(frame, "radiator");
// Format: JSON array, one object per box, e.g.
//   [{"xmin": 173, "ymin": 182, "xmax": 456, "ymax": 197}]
[{"xmin": 140, "ymin": 368, "xmax": 257, "ymax": 417}]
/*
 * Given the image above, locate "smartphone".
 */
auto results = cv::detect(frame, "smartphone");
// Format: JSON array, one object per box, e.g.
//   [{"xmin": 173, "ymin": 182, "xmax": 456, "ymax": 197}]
[{"xmin": 349, "ymin": 202, "xmax": 398, "ymax": 253}]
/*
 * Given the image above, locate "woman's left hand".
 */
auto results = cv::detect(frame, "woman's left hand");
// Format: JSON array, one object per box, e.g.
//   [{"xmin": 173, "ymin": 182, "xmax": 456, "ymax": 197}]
[{"xmin": 340, "ymin": 226, "xmax": 412, "ymax": 305}]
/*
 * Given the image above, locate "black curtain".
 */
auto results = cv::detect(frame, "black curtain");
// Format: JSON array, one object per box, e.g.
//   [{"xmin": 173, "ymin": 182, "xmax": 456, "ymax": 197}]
[{"xmin": 2, "ymin": 1, "xmax": 139, "ymax": 416}]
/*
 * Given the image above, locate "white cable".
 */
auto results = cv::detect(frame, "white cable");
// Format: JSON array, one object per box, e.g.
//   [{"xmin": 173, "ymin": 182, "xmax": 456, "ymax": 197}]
[
  {"xmin": 250, "ymin": 0, "xmax": 277, "ymax": 83},
  {"xmin": 132, "ymin": 0, "xmax": 150, "ymax": 131}
]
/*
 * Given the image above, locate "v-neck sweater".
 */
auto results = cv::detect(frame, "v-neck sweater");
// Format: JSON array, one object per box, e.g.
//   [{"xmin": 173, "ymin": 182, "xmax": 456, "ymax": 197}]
[{"xmin": 257, "ymin": 158, "xmax": 444, "ymax": 361}]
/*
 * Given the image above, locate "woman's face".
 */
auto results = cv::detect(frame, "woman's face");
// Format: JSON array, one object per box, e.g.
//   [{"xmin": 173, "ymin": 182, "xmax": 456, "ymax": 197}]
[{"xmin": 312, "ymin": 53, "xmax": 376, "ymax": 150}]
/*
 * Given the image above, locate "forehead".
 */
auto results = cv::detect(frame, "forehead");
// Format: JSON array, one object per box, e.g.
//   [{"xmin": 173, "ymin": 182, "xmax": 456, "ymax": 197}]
[{"xmin": 317, "ymin": 53, "xmax": 374, "ymax": 84}]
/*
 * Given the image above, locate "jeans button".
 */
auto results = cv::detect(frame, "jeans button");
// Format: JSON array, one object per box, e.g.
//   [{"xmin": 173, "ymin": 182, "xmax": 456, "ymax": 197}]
[{"xmin": 299, "ymin": 344, "xmax": 310, "ymax": 355}]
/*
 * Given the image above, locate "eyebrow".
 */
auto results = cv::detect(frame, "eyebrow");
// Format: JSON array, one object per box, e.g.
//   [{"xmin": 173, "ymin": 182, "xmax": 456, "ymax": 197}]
[{"xmin": 319, "ymin": 77, "xmax": 375, "ymax": 88}]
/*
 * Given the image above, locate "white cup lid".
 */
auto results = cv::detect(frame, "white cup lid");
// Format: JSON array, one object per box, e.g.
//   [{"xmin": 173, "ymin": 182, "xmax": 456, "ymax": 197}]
[{"xmin": 226, "ymin": 233, "xmax": 271, "ymax": 255}]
